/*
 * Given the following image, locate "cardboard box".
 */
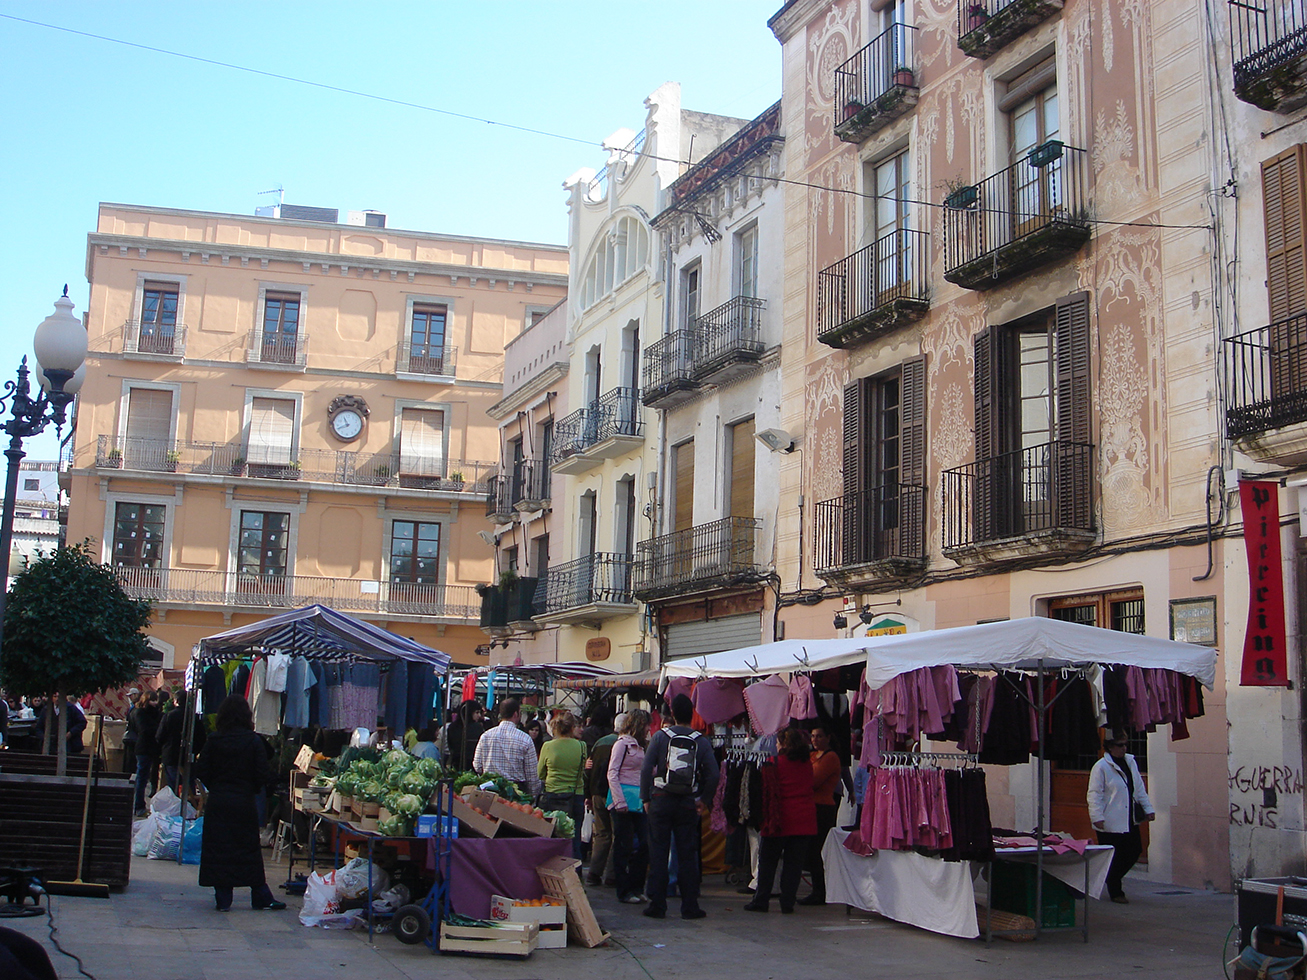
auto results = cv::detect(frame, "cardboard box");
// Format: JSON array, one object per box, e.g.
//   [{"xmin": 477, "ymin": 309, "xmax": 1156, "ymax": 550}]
[
  {"xmin": 416, "ymin": 813, "xmax": 458, "ymax": 838},
  {"xmin": 449, "ymin": 792, "xmax": 500, "ymax": 838},
  {"xmin": 467, "ymin": 789, "xmax": 555, "ymax": 838},
  {"xmin": 489, "ymin": 895, "xmax": 567, "ymax": 948},
  {"xmin": 293, "ymin": 744, "xmax": 319, "ymax": 774}
]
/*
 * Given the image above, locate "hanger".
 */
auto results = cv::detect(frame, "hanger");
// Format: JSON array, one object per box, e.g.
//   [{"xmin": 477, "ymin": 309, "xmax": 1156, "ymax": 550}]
[{"xmin": 745, "ymin": 655, "xmax": 760, "ymax": 673}]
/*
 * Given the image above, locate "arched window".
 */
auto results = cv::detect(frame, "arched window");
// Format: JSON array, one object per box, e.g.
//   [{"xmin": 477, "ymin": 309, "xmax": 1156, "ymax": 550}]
[{"xmin": 580, "ymin": 215, "xmax": 650, "ymax": 309}]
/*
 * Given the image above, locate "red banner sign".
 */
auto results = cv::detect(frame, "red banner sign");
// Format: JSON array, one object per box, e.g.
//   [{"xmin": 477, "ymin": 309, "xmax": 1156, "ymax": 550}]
[{"xmin": 1240, "ymin": 480, "xmax": 1288, "ymax": 687}]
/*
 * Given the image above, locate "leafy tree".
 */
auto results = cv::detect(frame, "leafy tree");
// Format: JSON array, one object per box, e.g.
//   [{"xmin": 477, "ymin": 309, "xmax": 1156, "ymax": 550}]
[{"xmin": 0, "ymin": 540, "xmax": 153, "ymax": 773}]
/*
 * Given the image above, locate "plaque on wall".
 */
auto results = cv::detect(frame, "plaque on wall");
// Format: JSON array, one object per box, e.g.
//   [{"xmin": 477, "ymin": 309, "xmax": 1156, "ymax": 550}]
[
  {"xmin": 1170, "ymin": 596, "xmax": 1217, "ymax": 647},
  {"xmin": 585, "ymin": 637, "xmax": 611, "ymax": 662}
]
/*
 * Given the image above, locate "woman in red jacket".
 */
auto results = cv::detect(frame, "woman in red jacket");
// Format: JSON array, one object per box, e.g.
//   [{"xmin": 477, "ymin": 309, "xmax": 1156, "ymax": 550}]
[{"xmin": 744, "ymin": 727, "xmax": 817, "ymax": 914}]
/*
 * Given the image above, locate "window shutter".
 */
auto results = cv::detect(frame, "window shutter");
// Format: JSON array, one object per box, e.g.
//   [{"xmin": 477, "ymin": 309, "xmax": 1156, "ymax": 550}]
[
  {"xmin": 973, "ymin": 327, "xmax": 1001, "ymax": 541},
  {"xmin": 730, "ymin": 418, "xmax": 756, "ymax": 520},
  {"xmin": 1263, "ymin": 145, "xmax": 1307, "ymax": 323},
  {"xmin": 1055, "ymin": 291, "xmax": 1092, "ymax": 530},
  {"xmin": 125, "ymin": 388, "xmax": 172, "ymax": 448},
  {"xmin": 247, "ymin": 397, "xmax": 295, "ymax": 464},
  {"xmin": 899, "ymin": 356, "xmax": 927, "ymax": 558},
  {"xmin": 842, "ymin": 379, "xmax": 868, "ymax": 565},
  {"xmin": 400, "ymin": 408, "xmax": 445, "ymax": 477},
  {"xmin": 675, "ymin": 441, "xmax": 695, "ymax": 533}
]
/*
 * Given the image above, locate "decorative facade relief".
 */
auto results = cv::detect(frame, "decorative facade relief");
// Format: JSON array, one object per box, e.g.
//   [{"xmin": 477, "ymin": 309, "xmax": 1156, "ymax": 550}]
[
  {"xmin": 807, "ymin": 353, "xmax": 848, "ymax": 505},
  {"xmin": 1093, "ymin": 101, "xmax": 1144, "ymax": 211},
  {"xmin": 804, "ymin": 1, "xmax": 859, "ymax": 166}
]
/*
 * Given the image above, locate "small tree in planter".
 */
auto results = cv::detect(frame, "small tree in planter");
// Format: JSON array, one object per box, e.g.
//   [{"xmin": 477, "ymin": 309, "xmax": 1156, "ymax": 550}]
[
  {"xmin": 447, "ymin": 470, "xmax": 465, "ymax": 491},
  {"xmin": 893, "ymin": 66, "xmax": 915, "ymax": 88},
  {"xmin": 230, "ymin": 456, "xmax": 247, "ymax": 477},
  {"xmin": 164, "ymin": 449, "xmax": 182, "ymax": 472}
]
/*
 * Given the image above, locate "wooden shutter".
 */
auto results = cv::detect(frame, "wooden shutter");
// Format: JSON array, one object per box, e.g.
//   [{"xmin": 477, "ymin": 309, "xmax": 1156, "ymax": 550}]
[
  {"xmin": 247, "ymin": 397, "xmax": 295, "ymax": 464},
  {"xmin": 125, "ymin": 388, "xmax": 172, "ymax": 447},
  {"xmin": 400, "ymin": 408, "xmax": 445, "ymax": 476},
  {"xmin": 1055, "ymin": 292, "xmax": 1092, "ymax": 530},
  {"xmin": 1263, "ymin": 146, "xmax": 1307, "ymax": 323},
  {"xmin": 674, "ymin": 441, "xmax": 695, "ymax": 533},
  {"xmin": 899, "ymin": 356, "xmax": 927, "ymax": 558},
  {"xmin": 842, "ymin": 379, "xmax": 870, "ymax": 564},
  {"xmin": 973, "ymin": 327, "xmax": 1002, "ymax": 541},
  {"xmin": 730, "ymin": 418, "xmax": 755, "ymax": 519}
]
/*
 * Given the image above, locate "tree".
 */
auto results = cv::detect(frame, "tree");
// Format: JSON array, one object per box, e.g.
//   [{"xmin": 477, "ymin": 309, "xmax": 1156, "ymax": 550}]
[{"xmin": 0, "ymin": 540, "xmax": 153, "ymax": 774}]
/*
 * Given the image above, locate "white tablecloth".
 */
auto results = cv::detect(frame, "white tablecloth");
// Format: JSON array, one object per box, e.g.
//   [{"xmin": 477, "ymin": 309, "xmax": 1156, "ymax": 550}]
[
  {"xmin": 822, "ymin": 829, "xmax": 980, "ymax": 939},
  {"xmin": 990, "ymin": 844, "xmax": 1114, "ymax": 900}
]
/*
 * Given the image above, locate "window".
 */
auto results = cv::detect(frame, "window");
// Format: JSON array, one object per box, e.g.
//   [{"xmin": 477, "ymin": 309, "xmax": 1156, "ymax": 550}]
[
  {"xmin": 247, "ymin": 397, "xmax": 296, "ymax": 473},
  {"xmin": 1005, "ymin": 61, "xmax": 1060, "ymax": 235},
  {"xmin": 236, "ymin": 511, "xmax": 289, "ymax": 593},
  {"xmin": 880, "ymin": 0, "xmax": 908, "ymax": 32},
  {"xmin": 509, "ymin": 436, "xmax": 525, "ymax": 503},
  {"xmin": 390, "ymin": 520, "xmax": 441, "ymax": 584},
  {"xmin": 112, "ymin": 502, "xmax": 165, "ymax": 568},
  {"xmin": 973, "ymin": 292, "xmax": 1090, "ymax": 539},
  {"xmin": 139, "ymin": 283, "xmax": 179, "ymax": 354},
  {"xmin": 399, "ymin": 407, "xmax": 446, "ymax": 484},
  {"xmin": 579, "ymin": 492, "xmax": 597, "ymax": 556},
  {"xmin": 616, "ymin": 476, "xmax": 637, "ymax": 556},
  {"xmin": 843, "ymin": 358, "xmax": 925, "ymax": 562},
  {"xmin": 261, "ymin": 292, "xmax": 301, "ymax": 363},
  {"xmin": 539, "ymin": 418, "xmax": 554, "ymax": 493},
  {"xmin": 503, "ymin": 546, "xmax": 519, "ymax": 574},
  {"xmin": 870, "ymin": 150, "xmax": 913, "ymax": 299},
  {"xmin": 674, "ymin": 440, "xmax": 694, "ymax": 533},
  {"xmin": 22, "ymin": 479, "xmax": 39, "ymax": 492},
  {"xmin": 535, "ymin": 533, "xmax": 550, "ymax": 580},
  {"xmin": 409, "ymin": 304, "xmax": 448, "ymax": 375},
  {"xmin": 124, "ymin": 387, "xmax": 174, "ymax": 470},
  {"xmin": 682, "ymin": 264, "xmax": 701, "ymax": 329},
  {"xmin": 736, "ymin": 226, "xmax": 759, "ymax": 299},
  {"xmin": 579, "ymin": 215, "xmax": 650, "ymax": 309}
]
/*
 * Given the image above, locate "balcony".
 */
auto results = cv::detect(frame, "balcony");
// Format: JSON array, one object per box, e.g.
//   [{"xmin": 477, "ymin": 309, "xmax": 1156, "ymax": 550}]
[
  {"xmin": 633, "ymin": 517, "xmax": 765, "ymax": 601},
  {"xmin": 485, "ymin": 475, "xmax": 515, "ymax": 523},
  {"xmin": 817, "ymin": 230, "xmax": 930, "ymax": 349},
  {"xmin": 1230, "ymin": 0, "xmax": 1307, "ymax": 112},
  {"xmin": 114, "ymin": 566, "xmax": 479, "ymax": 622},
  {"xmin": 957, "ymin": 0, "xmax": 1064, "ymax": 60},
  {"xmin": 549, "ymin": 388, "xmax": 644, "ymax": 474},
  {"xmin": 942, "ymin": 143, "xmax": 1090, "ymax": 290},
  {"xmin": 122, "ymin": 320, "xmax": 185, "ymax": 360},
  {"xmin": 511, "ymin": 457, "xmax": 550, "ymax": 513},
  {"xmin": 643, "ymin": 331, "xmax": 702, "ymax": 408},
  {"xmin": 694, "ymin": 296, "xmax": 766, "ymax": 384},
  {"xmin": 479, "ymin": 576, "xmax": 542, "ymax": 634},
  {"xmin": 1225, "ymin": 317, "xmax": 1307, "ymax": 463},
  {"xmin": 813, "ymin": 484, "xmax": 927, "ymax": 587},
  {"xmin": 834, "ymin": 24, "xmax": 920, "ymax": 143},
  {"xmin": 397, "ymin": 340, "xmax": 458, "ymax": 381},
  {"xmin": 246, "ymin": 330, "xmax": 307, "ymax": 370},
  {"xmin": 534, "ymin": 553, "xmax": 638, "ymax": 626},
  {"xmin": 91, "ymin": 435, "xmax": 495, "ymax": 494},
  {"xmin": 941, "ymin": 441, "xmax": 1095, "ymax": 563}
]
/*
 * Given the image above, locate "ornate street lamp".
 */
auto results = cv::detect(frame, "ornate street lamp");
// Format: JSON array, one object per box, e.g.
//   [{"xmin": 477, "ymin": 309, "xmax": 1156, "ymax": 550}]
[{"xmin": 0, "ymin": 287, "xmax": 87, "ymax": 646}]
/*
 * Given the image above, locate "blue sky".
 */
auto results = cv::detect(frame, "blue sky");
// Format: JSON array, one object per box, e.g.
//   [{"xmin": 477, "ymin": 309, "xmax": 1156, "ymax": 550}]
[{"xmin": 0, "ymin": 0, "xmax": 781, "ymax": 458}]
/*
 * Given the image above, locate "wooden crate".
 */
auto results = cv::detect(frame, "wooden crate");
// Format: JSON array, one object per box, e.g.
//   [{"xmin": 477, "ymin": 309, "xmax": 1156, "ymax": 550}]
[
  {"xmin": 536, "ymin": 856, "xmax": 609, "ymax": 948},
  {"xmin": 439, "ymin": 920, "xmax": 538, "ymax": 957},
  {"xmin": 467, "ymin": 789, "xmax": 555, "ymax": 837},
  {"xmin": 0, "ymin": 771, "xmax": 134, "ymax": 888},
  {"xmin": 490, "ymin": 895, "xmax": 567, "ymax": 949}
]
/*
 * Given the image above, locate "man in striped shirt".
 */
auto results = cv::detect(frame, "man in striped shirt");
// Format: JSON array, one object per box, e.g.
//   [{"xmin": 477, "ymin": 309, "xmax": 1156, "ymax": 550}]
[{"xmin": 473, "ymin": 698, "xmax": 541, "ymax": 797}]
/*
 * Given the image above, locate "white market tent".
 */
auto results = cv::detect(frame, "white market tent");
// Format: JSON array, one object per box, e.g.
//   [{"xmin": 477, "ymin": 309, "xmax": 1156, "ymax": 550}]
[{"xmin": 659, "ymin": 617, "xmax": 1216, "ymax": 690}]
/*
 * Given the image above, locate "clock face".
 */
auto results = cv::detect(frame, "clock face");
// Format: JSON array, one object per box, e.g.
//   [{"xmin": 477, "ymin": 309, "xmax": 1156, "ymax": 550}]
[{"xmin": 331, "ymin": 409, "xmax": 364, "ymax": 441}]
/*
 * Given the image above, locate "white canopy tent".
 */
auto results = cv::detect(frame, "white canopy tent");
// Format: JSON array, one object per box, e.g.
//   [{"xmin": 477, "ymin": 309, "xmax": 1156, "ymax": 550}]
[{"xmin": 660, "ymin": 636, "xmax": 877, "ymax": 679}]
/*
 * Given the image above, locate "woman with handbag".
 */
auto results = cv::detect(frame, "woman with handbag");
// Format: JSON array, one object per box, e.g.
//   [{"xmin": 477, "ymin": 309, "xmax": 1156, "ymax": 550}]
[
  {"xmin": 1087, "ymin": 731, "xmax": 1154, "ymax": 904},
  {"xmin": 606, "ymin": 709, "xmax": 650, "ymax": 904}
]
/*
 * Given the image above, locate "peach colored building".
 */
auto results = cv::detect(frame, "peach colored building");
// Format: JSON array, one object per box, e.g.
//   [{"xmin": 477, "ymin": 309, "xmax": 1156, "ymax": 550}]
[{"xmin": 64, "ymin": 203, "xmax": 566, "ymax": 671}]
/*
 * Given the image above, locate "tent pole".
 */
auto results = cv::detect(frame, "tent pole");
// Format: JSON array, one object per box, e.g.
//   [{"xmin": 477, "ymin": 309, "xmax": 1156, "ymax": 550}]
[{"xmin": 1035, "ymin": 658, "xmax": 1045, "ymax": 939}]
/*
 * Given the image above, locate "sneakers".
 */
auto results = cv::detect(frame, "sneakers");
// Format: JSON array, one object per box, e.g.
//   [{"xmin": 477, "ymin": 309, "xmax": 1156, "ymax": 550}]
[
  {"xmin": 620, "ymin": 894, "xmax": 644, "ymax": 904},
  {"xmin": 253, "ymin": 899, "xmax": 287, "ymax": 911}
]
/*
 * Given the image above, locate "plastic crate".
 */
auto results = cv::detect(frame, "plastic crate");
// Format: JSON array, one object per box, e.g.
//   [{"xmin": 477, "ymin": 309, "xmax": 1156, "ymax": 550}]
[{"xmin": 990, "ymin": 862, "xmax": 1076, "ymax": 928}]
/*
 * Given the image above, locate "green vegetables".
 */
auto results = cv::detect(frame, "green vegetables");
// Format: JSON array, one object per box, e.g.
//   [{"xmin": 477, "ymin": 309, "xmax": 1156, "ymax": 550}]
[
  {"xmin": 378, "ymin": 813, "xmax": 413, "ymax": 837},
  {"xmin": 359, "ymin": 779, "xmax": 387, "ymax": 803},
  {"xmin": 414, "ymin": 758, "xmax": 442, "ymax": 780},
  {"xmin": 382, "ymin": 748, "xmax": 412, "ymax": 768},
  {"xmin": 390, "ymin": 793, "xmax": 426, "ymax": 818},
  {"xmin": 545, "ymin": 810, "xmax": 574, "ymax": 839}
]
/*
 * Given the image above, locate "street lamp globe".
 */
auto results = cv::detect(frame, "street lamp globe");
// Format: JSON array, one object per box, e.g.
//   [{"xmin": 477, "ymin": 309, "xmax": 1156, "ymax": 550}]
[
  {"xmin": 35, "ymin": 361, "xmax": 85, "ymax": 396},
  {"xmin": 32, "ymin": 288, "xmax": 87, "ymax": 388}
]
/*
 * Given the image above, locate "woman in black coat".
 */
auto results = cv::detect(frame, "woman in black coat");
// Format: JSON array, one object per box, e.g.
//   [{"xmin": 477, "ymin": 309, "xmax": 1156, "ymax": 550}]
[{"xmin": 193, "ymin": 695, "xmax": 285, "ymax": 911}]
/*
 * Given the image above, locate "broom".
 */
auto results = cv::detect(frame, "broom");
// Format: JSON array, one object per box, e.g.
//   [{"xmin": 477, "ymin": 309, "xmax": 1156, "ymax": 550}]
[{"xmin": 45, "ymin": 710, "xmax": 111, "ymax": 898}]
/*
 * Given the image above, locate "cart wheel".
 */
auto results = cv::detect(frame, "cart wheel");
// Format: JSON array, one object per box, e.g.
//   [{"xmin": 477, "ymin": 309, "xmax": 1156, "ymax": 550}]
[{"xmin": 392, "ymin": 904, "xmax": 431, "ymax": 945}]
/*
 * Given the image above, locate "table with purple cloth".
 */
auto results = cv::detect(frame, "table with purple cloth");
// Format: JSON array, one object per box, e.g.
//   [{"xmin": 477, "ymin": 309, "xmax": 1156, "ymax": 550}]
[{"xmin": 426, "ymin": 836, "xmax": 573, "ymax": 917}]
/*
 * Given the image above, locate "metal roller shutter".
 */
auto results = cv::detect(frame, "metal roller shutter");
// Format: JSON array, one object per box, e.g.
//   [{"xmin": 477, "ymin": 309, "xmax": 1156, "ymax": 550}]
[{"xmin": 663, "ymin": 612, "xmax": 762, "ymax": 660}]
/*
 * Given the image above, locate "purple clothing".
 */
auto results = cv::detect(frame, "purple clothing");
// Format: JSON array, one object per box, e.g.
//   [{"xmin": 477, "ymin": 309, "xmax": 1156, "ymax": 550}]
[
  {"xmin": 744, "ymin": 675, "xmax": 791, "ymax": 736},
  {"xmin": 691, "ymin": 677, "xmax": 747, "ymax": 725},
  {"xmin": 788, "ymin": 675, "xmax": 817, "ymax": 721},
  {"xmin": 606, "ymin": 735, "xmax": 645, "ymax": 810}
]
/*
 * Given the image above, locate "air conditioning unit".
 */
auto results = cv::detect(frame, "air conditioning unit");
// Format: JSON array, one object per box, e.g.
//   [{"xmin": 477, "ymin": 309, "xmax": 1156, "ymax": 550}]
[{"xmin": 346, "ymin": 210, "xmax": 387, "ymax": 228}]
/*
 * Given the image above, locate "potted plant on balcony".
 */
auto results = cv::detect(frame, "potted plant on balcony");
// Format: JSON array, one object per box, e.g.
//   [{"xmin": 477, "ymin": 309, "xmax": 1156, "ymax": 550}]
[
  {"xmin": 230, "ymin": 456, "xmax": 247, "ymax": 477},
  {"xmin": 371, "ymin": 464, "xmax": 391, "ymax": 486},
  {"xmin": 966, "ymin": 3, "xmax": 989, "ymax": 32},
  {"xmin": 1027, "ymin": 139, "xmax": 1065, "ymax": 168},
  {"xmin": 285, "ymin": 460, "xmax": 302, "ymax": 480},
  {"xmin": 893, "ymin": 65, "xmax": 915, "ymax": 88},
  {"xmin": 164, "ymin": 449, "xmax": 181, "ymax": 473},
  {"xmin": 842, "ymin": 99, "xmax": 865, "ymax": 122},
  {"xmin": 105, "ymin": 448, "xmax": 123, "ymax": 469},
  {"xmin": 944, "ymin": 179, "xmax": 979, "ymax": 210},
  {"xmin": 446, "ymin": 470, "xmax": 465, "ymax": 491}
]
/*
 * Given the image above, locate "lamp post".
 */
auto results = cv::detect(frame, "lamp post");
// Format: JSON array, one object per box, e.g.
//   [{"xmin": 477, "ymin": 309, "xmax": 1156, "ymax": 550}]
[{"xmin": 0, "ymin": 287, "xmax": 87, "ymax": 650}]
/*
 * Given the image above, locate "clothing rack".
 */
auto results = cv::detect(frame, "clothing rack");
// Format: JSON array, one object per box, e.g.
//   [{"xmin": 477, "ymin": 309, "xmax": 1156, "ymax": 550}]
[{"xmin": 880, "ymin": 750, "xmax": 978, "ymax": 768}]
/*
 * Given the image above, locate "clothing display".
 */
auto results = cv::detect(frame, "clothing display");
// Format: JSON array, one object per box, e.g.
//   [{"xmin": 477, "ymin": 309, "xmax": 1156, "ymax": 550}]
[
  {"xmin": 201, "ymin": 665, "xmax": 229, "ymax": 716},
  {"xmin": 691, "ymin": 677, "xmax": 747, "ymax": 725},
  {"xmin": 383, "ymin": 660, "xmax": 409, "ymax": 733},
  {"xmin": 874, "ymin": 666, "xmax": 962, "ymax": 748},
  {"xmin": 264, "ymin": 653, "xmax": 290, "ymax": 694},
  {"xmin": 844, "ymin": 766, "xmax": 952, "ymax": 855},
  {"xmin": 281, "ymin": 657, "xmax": 315, "ymax": 730},
  {"xmin": 938, "ymin": 768, "xmax": 994, "ymax": 862},
  {"xmin": 788, "ymin": 675, "xmax": 817, "ymax": 721}
]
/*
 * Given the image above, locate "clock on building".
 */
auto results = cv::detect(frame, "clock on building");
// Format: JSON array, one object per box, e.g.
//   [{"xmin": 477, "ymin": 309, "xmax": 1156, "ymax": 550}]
[{"xmin": 327, "ymin": 395, "xmax": 369, "ymax": 443}]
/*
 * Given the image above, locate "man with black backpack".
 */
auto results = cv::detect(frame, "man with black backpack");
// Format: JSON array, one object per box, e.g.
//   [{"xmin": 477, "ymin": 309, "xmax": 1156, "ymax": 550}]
[{"xmin": 639, "ymin": 694, "xmax": 719, "ymax": 920}]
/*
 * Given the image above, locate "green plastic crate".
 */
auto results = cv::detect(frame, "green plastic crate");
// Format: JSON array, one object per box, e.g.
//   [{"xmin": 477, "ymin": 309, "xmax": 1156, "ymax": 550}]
[{"xmin": 989, "ymin": 861, "xmax": 1077, "ymax": 928}]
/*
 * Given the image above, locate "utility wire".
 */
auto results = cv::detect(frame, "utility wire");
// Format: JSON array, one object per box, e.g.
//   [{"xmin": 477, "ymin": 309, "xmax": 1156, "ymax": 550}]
[{"xmin": 4, "ymin": 11, "xmax": 1214, "ymax": 233}]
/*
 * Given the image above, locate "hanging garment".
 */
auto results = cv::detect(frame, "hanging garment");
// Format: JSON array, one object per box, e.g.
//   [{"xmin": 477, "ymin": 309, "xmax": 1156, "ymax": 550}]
[
  {"xmin": 461, "ymin": 673, "xmax": 477, "ymax": 704},
  {"xmin": 788, "ymin": 675, "xmax": 817, "ymax": 721},
  {"xmin": 264, "ymin": 653, "xmax": 291, "ymax": 693},
  {"xmin": 248, "ymin": 659, "xmax": 281, "ymax": 736},
  {"xmin": 692, "ymin": 677, "xmax": 748, "ymax": 725},
  {"xmin": 229, "ymin": 663, "xmax": 251, "ymax": 700},
  {"xmin": 1045, "ymin": 676, "xmax": 1101, "ymax": 765},
  {"xmin": 282, "ymin": 657, "xmax": 316, "ymax": 730},
  {"xmin": 663, "ymin": 676, "xmax": 694, "ymax": 706},
  {"xmin": 384, "ymin": 660, "xmax": 409, "ymax": 732},
  {"xmin": 978, "ymin": 673, "xmax": 1031, "ymax": 767},
  {"xmin": 844, "ymin": 766, "xmax": 953, "ymax": 855},
  {"xmin": 308, "ymin": 662, "xmax": 329, "ymax": 728},
  {"xmin": 938, "ymin": 768, "xmax": 994, "ymax": 862},
  {"xmin": 201, "ymin": 665, "xmax": 228, "ymax": 716},
  {"xmin": 407, "ymin": 664, "xmax": 439, "ymax": 732}
]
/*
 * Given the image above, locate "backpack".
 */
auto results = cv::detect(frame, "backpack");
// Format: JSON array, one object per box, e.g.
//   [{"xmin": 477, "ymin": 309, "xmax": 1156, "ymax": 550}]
[{"xmin": 654, "ymin": 729, "xmax": 701, "ymax": 795}]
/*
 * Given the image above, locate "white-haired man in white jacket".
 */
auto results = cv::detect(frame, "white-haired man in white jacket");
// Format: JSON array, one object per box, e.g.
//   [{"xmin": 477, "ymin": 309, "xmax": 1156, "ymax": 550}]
[{"xmin": 1087, "ymin": 732, "xmax": 1154, "ymax": 904}]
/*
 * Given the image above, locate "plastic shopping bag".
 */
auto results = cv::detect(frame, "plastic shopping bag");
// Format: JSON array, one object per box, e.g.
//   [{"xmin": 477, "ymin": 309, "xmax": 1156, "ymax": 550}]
[
  {"xmin": 299, "ymin": 870, "xmax": 341, "ymax": 924},
  {"xmin": 149, "ymin": 787, "xmax": 197, "ymax": 820},
  {"xmin": 581, "ymin": 809, "xmax": 594, "ymax": 844},
  {"xmin": 147, "ymin": 816, "xmax": 182, "ymax": 861},
  {"xmin": 132, "ymin": 813, "xmax": 158, "ymax": 857},
  {"xmin": 335, "ymin": 857, "xmax": 388, "ymax": 901},
  {"xmin": 181, "ymin": 817, "xmax": 203, "ymax": 865}
]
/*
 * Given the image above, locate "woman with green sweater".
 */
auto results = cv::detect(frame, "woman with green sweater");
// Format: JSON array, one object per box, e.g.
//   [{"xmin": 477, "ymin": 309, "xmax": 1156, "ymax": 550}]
[{"xmin": 538, "ymin": 710, "xmax": 586, "ymax": 858}]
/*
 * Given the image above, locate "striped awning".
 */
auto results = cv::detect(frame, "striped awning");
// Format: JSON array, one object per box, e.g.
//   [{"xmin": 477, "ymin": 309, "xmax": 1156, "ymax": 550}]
[{"xmin": 554, "ymin": 670, "xmax": 660, "ymax": 690}]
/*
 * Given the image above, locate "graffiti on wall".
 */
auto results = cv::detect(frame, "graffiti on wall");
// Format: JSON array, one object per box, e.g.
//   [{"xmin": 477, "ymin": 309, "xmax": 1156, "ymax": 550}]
[{"xmin": 1229, "ymin": 765, "xmax": 1303, "ymax": 828}]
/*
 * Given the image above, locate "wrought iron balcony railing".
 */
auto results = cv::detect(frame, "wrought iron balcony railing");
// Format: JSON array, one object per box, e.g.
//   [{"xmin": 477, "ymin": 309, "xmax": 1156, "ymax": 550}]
[
  {"xmin": 510, "ymin": 457, "xmax": 551, "ymax": 508},
  {"xmin": 537, "ymin": 553, "xmax": 636, "ymax": 615},
  {"xmin": 942, "ymin": 441, "xmax": 1094, "ymax": 551},
  {"xmin": 113, "ymin": 565, "xmax": 480, "ymax": 619},
  {"xmin": 246, "ymin": 330, "xmax": 308, "ymax": 368},
  {"xmin": 634, "ymin": 516, "xmax": 764, "ymax": 600},
  {"xmin": 1225, "ymin": 317, "xmax": 1307, "ymax": 439},
  {"xmin": 122, "ymin": 320, "xmax": 186, "ymax": 358},
  {"xmin": 643, "ymin": 331, "xmax": 701, "ymax": 407},
  {"xmin": 550, "ymin": 388, "xmax": 644, "ymax": 462},
  {"xmin": 957, "ymin": 0, "xmax": 1065, "ymax": 60},
  {"xmin": 398, "ymin": 340, "xmax": 458, "ymax": 377},
  {"xmin": 834, "ymin": 23, "xmax": 919, "ymax": 143},
  {"xmin": 694, "ymin": 295, "xmax": 765, "ymax": 378},
  {"xmin": 479, "ymin": 577, "xmax": 541, "ymax": 630},
  {"xmin": 942, "ymin": 143, "xmax": 1090, "ymax": 289},
  {"xmin": 91, "ymin": 434, "xmax": 495, "ymax": 491},
  {"xmin": 485, "ymin": 475, "xmax": 514, "ymax": 521},
  {"xmin": 1229, "ymin": 0, "xmax": 1307, "ymax": 112},
  {"xmin": 813, "ymin": 484, "xmax": 926, "ymax": 576},
  {"xmin": 817, "ymin": 229, "xmax": 930, "ymax": 349}
]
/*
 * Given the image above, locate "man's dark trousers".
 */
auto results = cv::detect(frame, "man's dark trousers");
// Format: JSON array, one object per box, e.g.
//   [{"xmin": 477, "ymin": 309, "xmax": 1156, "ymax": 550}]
[{"xmin": 645, "ymin": 794, "xmax": 701, "ymax": 915}]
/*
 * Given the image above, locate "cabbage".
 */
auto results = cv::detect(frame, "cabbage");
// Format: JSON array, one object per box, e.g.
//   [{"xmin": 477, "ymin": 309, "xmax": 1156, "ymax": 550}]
[
  {"xmin": 351, "ymin": 761, "xmax": 377, "ymax": 779},
  {"xmin": 414, "ymin": 758, "xmax": 443, "ymax": 779},
  {"xmin": 400, "ymin": 769, "xmax": 434, "ymax": 797},
  {"xmin": 334, "ymin": 773, "xmax": 359, "ymax": 797},
  {"xmin": 545, "ymin": 810, "xmax": 575, "ymax": 839},
  {"xmin": 391, "ymin": 793, "xmax": 425, "ymax": 818},
  {"xmin": 385, "ymin": 764, "xmax": 413, "ymax": 790},
  {"xmin": 382, "ymin": 748, "xmax": 411, "ymax": 768},
  {"xmin": 310, "ymin": 774, "xmax": 333, "ymax": 788},
  {"xmin": 359, "ymin": 780, "xmax": 387, "ymax": 803},
  {"xmin": 378, "ymin": 814, "xmax": 412, "ymax": 837}
]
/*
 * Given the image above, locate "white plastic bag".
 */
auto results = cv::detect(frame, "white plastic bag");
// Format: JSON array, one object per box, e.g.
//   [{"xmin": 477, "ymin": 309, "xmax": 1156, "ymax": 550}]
[
  {"xmin": 132, "ymin": 813, "xmax": 158, "ymax": 857},
  {"xmin": 299, "ymin": 870, "xmax": 341, "ymax": 923},
  {"xmin": 372, "ymin": 883, "xmax": 410, "ymax": 914},
  {"xmin": 147, "ymin": 816, "xmax": 182, "ymax": 861},
  {"xmin": 301, "ymin": 908, "xmax": 365, "ymax": 930},
  {"xmin": 334, "ymin": 857, "xmax": 388, "ymax": 902},
  {"xmin": 149, "ymin": 787, "xmax": 197, "ymax": 820},
  {"xmin": 581, "ymin": 809, "xmax": 594, "ymax": 844}
]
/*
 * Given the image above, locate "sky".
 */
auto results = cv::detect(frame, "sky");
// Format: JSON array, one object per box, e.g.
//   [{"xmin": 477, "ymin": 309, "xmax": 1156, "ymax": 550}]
[{"xmin": 0, "ymin": 0, "xmax": 782, "ymax": 458}]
